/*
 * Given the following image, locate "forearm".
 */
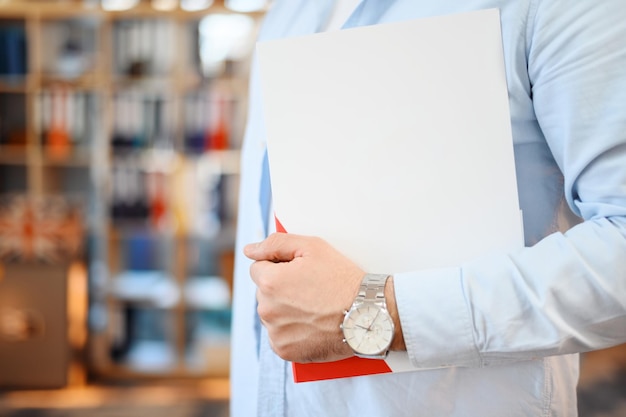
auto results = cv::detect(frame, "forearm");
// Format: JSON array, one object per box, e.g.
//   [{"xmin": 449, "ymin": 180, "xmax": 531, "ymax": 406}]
[{"xmin": 393, "ymin": 217, "xmax": 626, "ymax": 369}]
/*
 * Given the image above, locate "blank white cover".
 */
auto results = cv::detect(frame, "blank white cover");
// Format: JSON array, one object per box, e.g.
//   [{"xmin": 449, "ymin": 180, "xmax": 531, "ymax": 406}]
[{"xmin": 257, "ymin": 8, "xmax": 523, "ymax": 276}]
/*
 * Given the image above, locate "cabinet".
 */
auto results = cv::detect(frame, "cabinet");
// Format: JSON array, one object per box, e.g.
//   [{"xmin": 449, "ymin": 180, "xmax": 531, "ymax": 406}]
[{"xmin": 0, "ymin": 0, "xmax": 264, "ymax": 381}]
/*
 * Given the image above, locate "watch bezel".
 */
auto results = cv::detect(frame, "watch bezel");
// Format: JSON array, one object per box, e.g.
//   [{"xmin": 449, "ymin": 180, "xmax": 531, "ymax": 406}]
[{"xmin": 342, "ymin": 300, "xmax": 395, "ymax": 359}]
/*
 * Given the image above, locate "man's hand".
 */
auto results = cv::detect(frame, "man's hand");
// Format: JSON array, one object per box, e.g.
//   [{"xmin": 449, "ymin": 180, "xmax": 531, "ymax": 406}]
[{"xmin": 244, "ymin": 233, "xmax": 364, "ymax": 363}]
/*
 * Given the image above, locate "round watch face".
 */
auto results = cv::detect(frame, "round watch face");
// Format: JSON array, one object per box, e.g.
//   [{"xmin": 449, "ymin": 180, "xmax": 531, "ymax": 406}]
[{"xmin": 342, "ymin": 303, "xmax": 394, "ymax": 356}]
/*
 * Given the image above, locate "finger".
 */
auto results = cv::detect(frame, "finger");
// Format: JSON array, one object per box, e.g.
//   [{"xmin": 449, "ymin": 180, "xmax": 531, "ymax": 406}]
[
  {"xmin": 243, "ymin": 241, "xmax": 263, "ymax": 260},
  {"xmin": 244, "ymin": 233, "xmax": 307, "ymax": 262},
  {"xmin": 249, "ymin": 259, "xmax": 270, "ymax": 286}
]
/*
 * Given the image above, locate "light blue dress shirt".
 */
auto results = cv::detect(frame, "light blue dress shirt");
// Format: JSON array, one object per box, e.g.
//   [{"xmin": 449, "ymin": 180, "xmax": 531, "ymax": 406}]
[{"xmin": 230, "ymin": 0, "xmax": 626, "ymax": 416}]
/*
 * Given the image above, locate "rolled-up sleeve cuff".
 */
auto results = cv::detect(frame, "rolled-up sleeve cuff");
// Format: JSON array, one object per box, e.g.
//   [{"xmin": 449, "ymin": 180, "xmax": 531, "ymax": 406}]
[{"xmin": 394, "ymin": 267, "xmax": 481, "ymax": 368}]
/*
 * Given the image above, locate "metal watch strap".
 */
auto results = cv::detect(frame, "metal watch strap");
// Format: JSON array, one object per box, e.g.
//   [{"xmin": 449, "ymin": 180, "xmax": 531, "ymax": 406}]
[{"xmin": 356, "ymin": 273, "xmax": 390, "ymax": 304}]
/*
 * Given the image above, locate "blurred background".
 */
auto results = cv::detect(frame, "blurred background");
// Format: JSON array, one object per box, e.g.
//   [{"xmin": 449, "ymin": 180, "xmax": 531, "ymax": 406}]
[
  {"xmin": 0, "ymin": 0, "xmax": 264, "ymax": 414},
  {"xmin": 0, "ymin": 0, "xmax": 624, "ymax": 416}
]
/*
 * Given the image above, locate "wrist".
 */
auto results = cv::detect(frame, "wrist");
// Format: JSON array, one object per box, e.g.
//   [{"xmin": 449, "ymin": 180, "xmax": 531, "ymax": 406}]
[{"xmin": 384, "ymin": 276, "xmax": 406, "ymax": 351}]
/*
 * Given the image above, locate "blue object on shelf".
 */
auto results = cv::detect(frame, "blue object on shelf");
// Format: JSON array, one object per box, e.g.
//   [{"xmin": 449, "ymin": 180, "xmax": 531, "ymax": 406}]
[
  {"xmin": 0, "ymin": 26, "xmax": 28, "ymax": 76},
  {"xmin": 125, "ymin": 232, "xmax": 155, "ymax": 271}
]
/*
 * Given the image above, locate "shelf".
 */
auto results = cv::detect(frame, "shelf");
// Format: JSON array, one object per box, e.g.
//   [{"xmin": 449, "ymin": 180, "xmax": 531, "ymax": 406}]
[
  {"xmin": 0, "ymin": 379, "xmax": 230, "ymax": 409},
  {"xmin": 41, "ymin": 151, "xmax": 93, "ymax": 167},
  {"xmin": 108, "ymin": 270, "xmax": 231, "ymax": 308},
  {"xmin": 0, "ymin": 2, "xmax": 260, "ymax": 383},
  {"xmin": 0, "ymin": 3, "xmax": 265, "ymax": 25},
  {"xmin": 0, "ymin": 145, "xmax": 91, "ymax": 168},
  {"xmin": 111, "ymin": 76, "xmax": 177, "ymax": 89},
  {"xmin": 95, "ymin": 356, "xmax": 230, "ymax": 379},
  {"xmin": 39, "ymin": 74, "xmax": 103, "ymax": 89},
  {"xmin": 0, "ymin": 76, "xmax": 29, "ymax": 92},
  {"xmin": 109, "ymin": 270, "xmax": 179, "ymax": 307},
  {"xmin": 0, "ymin": 144, "xmax": 28, "ymax": 165},
  {"xmin": 0, "ymin": 3, "xmax": 105, "ymax": 19},
  {"xmin": 103, "ymin": 2, "xmax": 265, "ymax": 18}
]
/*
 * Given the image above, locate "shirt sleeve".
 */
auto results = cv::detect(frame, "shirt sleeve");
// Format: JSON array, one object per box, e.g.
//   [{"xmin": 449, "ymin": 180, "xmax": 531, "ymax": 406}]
[{"xmin": 394, "ymin": 0, "xmax": 626, "ymax": 369}]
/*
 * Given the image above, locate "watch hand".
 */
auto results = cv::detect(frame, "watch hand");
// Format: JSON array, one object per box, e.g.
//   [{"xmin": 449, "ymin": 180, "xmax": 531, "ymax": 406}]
[{"xmin": 367, "ymin": 309, "xmax": 381, "ymax": 331}]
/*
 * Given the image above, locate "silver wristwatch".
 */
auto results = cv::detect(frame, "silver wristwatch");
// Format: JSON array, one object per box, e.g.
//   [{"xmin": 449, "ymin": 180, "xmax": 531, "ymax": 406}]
[{"xmin": 341, "ymin": 273, "xmax": 394, "ymax": 359}]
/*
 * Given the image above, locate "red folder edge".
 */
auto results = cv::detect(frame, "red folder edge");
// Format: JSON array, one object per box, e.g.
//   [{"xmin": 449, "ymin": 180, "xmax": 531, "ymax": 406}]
[{"xmin": 275, "ymin": 215, "xmax": 394, "ymax": 382}]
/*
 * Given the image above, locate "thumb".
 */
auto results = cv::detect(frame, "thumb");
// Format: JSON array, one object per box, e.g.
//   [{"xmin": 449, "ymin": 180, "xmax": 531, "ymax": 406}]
[{"xmin": 244, "ymin": 232, "xmax": 303, "ymax": 262}]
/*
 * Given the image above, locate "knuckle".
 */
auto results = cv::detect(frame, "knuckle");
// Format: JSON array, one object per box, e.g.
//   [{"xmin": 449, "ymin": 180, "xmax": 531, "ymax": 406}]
[
  {"xmin": 310, "ymin": 235, "xmax": 323, "ymax": 245},
  {"xmin": 261, "ymin": 278, "xmax": 277, "ymax": 295},
  {"xmin": 266, "ymin": 232, "xmax": 282, "ymax": 247},
  {"xmin": 256, "ymin": 303, "xmax": 271, "ymax": 321},
  {"xmin": 272, "ymin": 342, "xmax": 294, "ymax": 362},
  {"xmin": 249, "ymin": 261, "xmax": 261, "ymax": 281},
  {"xmin": 250, "ymin": 264, "xmax": 276, "ymax": 293},
  {"xmin": 256, "ymin": 297, "xmax": 280, "ymax": 323},
  {"xmin": 256, "ymin": 273, "xmax": 277, "ymax": 295}
]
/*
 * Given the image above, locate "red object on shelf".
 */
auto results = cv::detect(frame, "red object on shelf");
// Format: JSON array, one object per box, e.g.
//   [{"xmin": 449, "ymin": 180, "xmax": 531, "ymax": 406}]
[
  {"xmin": 149, "ymin": 173, "xmax": 168, "ymax": 230},
  {"xmin": 205, "ymin": 94, "xmax": 230, "ymax": 151}
]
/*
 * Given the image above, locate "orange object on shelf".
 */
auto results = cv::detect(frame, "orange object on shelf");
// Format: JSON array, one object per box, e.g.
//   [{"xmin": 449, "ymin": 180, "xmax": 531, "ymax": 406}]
[{"xmin": 47, "ymin": 87, "xmax": 71, "ymax": 159}]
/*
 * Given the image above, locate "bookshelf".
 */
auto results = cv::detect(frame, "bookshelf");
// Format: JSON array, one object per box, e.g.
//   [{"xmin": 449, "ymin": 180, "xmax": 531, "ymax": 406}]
[{"xmin": 0, "ymin": 0, "xmax": 264, "ymax": 383}]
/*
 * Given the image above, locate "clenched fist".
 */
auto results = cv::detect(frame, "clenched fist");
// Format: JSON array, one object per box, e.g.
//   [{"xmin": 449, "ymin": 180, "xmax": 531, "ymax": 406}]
[{"xmin": 245, "ymin": 233, "xmax": 364, "ymax": 363}]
